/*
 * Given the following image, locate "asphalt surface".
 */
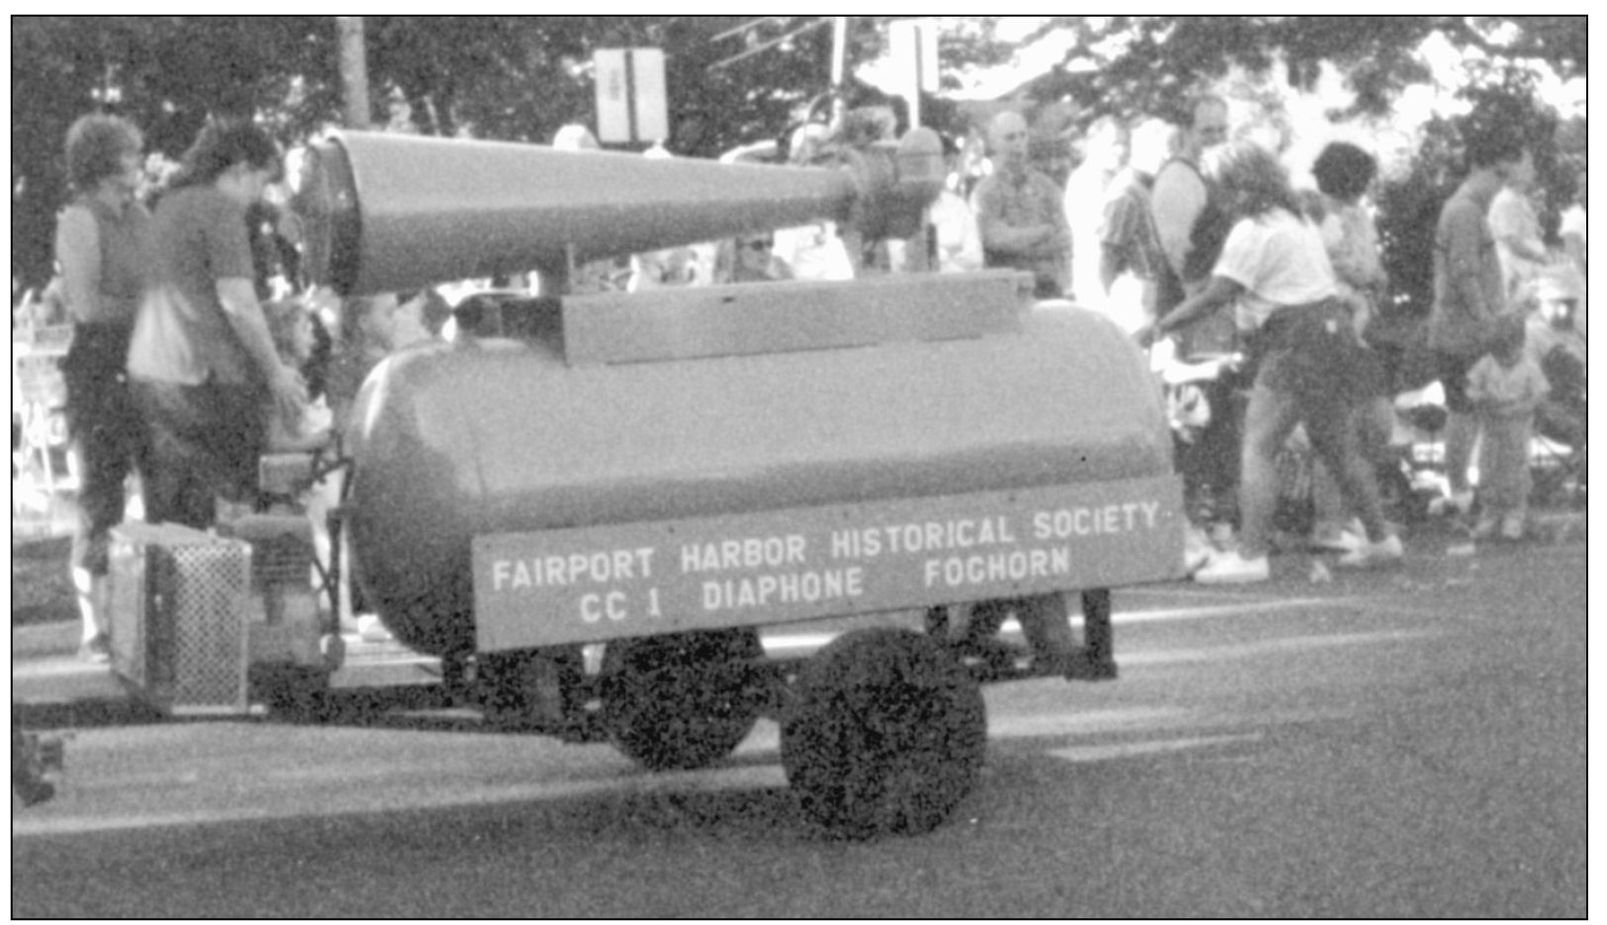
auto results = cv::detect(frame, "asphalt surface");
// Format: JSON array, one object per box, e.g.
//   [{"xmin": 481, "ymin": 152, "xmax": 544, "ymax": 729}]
[{"xmin": 10, "ymin": 522, "xmax": 1589, "ymax": 917}]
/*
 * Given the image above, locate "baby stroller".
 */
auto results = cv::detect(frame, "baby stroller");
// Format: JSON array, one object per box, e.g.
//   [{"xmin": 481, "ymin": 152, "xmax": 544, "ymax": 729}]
[
  {"xmin": 1526, "ymin": 272, "xmax": 1586, "ymax": 507},
  {"xmin": 1531, "ymin": 334, "xmax": 1586, "ymax": 507},
  {"xmin": 1152, "ymin": 342, "xmax": 1245, "ymax": 534}
]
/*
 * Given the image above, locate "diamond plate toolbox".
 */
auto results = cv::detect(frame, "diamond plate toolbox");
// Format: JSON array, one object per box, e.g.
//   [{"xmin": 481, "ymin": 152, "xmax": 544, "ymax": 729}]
[{"xmin": 108, "ymin": 521, "xmax": 252, "ymax": 715}]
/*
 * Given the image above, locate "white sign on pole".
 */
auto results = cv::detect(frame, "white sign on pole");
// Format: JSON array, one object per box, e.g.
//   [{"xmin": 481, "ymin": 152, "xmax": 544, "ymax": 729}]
[
  {"xmin": 594, "ymin": 48, "xmax": 630, "ymax": 143},
  {"xmin": 631, "ymin": 48, "xmax": 669, "ymax": 143},
  {"xmin": 593, "ymin": 47, "xmax": 668, "ymax": 144}
]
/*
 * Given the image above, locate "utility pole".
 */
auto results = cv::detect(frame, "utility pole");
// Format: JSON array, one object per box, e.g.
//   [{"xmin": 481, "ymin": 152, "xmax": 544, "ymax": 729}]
[
  {"xmin": 337, "ymin": 16, "xmax": 372, "ymax": 129},
  {"xmin": 830, "ymin": 17, "xmax": 848, "ymax": 128}
]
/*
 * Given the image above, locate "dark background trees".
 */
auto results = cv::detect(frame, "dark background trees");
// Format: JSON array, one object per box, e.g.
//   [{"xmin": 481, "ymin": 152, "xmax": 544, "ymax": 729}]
[
  {"xmin": 1019, "ymin": 16, "xmax": 1584, "ymax": 123},
  {"xmin": 10, "ymin": 15, "xmax": 861, "ymax": 290},
  {"xmin": 12, "ymin": 16, "xmax": 341, "ymax": 291},
  {"xmin": 10, "ymin": 16, "xmax": 1585, "ymax": 294}
]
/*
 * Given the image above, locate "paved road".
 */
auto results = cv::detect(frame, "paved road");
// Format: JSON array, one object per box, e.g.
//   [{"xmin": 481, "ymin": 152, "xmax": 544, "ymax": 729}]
[{"xmin": 11, "ymin": 539, "xmax": 1586, "ymax": 917}]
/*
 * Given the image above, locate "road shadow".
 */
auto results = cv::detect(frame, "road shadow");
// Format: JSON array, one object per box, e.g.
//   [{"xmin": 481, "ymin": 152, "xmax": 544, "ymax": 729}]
[
  {"xmin": 11, "ymin": 683, "xmax": 477, "ymax": 733},
  {"xmin": 11, "ymin": 698, "xmax": 170, "ymax": 730}
]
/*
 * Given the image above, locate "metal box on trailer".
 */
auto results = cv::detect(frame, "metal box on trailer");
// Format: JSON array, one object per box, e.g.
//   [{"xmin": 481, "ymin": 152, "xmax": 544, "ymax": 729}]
[{"xmin": 107, "ymin": 522, "xmax": 252, "ymax": 715}]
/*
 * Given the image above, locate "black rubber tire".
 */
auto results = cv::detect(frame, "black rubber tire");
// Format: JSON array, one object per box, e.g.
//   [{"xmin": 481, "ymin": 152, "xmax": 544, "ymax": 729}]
[
  {"xmin": 479, "ymin": 647, "xmax": 583, "ymax": 731},
  {"xmin": 252, "ymin": 664, "xmax": 334, "ymax": 722},
  {"xmin": 602, "ymin": 629, "xmax": 764, "ymax": 772},
  {"xmin": 781, "ymin": 627, "xmax": 987, "ymax": 839}
]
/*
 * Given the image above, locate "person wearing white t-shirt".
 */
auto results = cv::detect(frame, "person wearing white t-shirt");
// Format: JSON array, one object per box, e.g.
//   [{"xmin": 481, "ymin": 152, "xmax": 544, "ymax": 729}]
[
  {"xmin": 771, "ymin": 222, "xmax": 856, "ymax": 281},
  {"xmin": 1559, "ymin": 168, "xmax": 1586, "ymax": 270},
  {"xmin": 927, "ymin": 187, "xmax": 983, "ymax": 273},
  {"xmin": 1559, "ymin": 167, "xmax": 1586, "ymax": 337},
  {"xmin": 1064, "ymin": 116, "xmax": 1129, "ymax": 307},
  {"xmin": 767, "ymin": 122, "xmax": 857, "ymax": 282},
  {"xmin": 1138, "ymin": 142, "xmax": 1399, "ymax": 584},
  {"xmin": 1487, "ymin": 149, "xmax": 1549, "ymax": 308}
]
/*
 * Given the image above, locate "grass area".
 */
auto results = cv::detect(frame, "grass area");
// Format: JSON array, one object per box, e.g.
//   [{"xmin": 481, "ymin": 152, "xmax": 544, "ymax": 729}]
[{"xmin": 12, "ymin": 534, "xmax": 75, "ymax": 627}]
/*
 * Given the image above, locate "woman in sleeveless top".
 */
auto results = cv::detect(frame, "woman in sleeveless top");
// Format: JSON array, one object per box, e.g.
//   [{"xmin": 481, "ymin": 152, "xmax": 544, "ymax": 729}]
[{"xmin": 54, "ymin": 114, "xmax": 156, "ymax": 661}]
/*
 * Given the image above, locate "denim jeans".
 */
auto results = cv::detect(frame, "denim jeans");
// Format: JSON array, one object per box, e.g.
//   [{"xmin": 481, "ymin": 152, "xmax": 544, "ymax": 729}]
[
  {"xmin": 1311, "ymin": 396, "xmax": 1394, "ymax": 535},
  {"xmin": 1239, "ymin": 382, "xmax": 1387, "ymax": 558},
  {"xmin": 130, "ymin": 377, "xmax": 266, "ymax": 530},
  {"xmin": 63, "ymin": 324, "xmax": 148, "ymax": 575}
]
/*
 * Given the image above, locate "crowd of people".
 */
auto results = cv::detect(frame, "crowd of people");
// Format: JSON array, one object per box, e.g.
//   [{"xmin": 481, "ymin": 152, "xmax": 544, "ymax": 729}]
[
  {"xmin": 932, "ymin": 95, "xmax": 1583, "ymax": 585},
  {"xmin": 37, "ymin": 113, "xmax": 457, "ymax": 660},
  {"xmin": 1051, "ymin": 96, "xmax": 1583, "ymax": 584},
  {"xmin": 22, "ymin": 94, "xmax": 1588, "ymax": 661}
]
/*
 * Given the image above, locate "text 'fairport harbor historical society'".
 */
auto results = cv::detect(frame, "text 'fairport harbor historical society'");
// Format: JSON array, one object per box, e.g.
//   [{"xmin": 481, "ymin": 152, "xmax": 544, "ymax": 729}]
[{"xmin": 471, "ymin": 478, "xmax": 1182, "ymax": 651}]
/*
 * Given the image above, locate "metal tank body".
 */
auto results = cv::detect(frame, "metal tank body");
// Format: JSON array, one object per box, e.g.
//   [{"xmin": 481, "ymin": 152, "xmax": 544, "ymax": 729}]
[
  {"xmin": 291, "ymin": 130, "xmax": 1175, "ymax": 656},
  {"xmin": 344, "ymin": 300, "xmax": 1171, "ymax": 657}
]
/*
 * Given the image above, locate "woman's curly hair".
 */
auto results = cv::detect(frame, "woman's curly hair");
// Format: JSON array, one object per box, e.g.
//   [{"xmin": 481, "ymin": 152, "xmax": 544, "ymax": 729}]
[
  {"xmin": 1205, "ymin": 140, "xmax": 1304, "ymax": 220},
  {"xmin": 1312, "ymin": 141, "xmax": 1378, "ymax": 203},
  {"xmin": 64, "ymin": 114, "xmax": 143, "ymax": 194}
]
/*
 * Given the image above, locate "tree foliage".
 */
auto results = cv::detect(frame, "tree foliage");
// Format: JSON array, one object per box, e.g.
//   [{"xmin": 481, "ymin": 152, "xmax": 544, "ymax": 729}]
[
  {"xmin": 1016, "ymin": 15, "xmax": 1584, "ymax": 123},
  {"xmin": 11, "ymin": 16, "xmax": 342, "ymax": 289},
  {"xmin": 9, "ymin": 16, "xmax": 1586, "ymax": 291},
  {"xmin": 10, "ymin": 16, "xmax": 864, "ymax": 288}
]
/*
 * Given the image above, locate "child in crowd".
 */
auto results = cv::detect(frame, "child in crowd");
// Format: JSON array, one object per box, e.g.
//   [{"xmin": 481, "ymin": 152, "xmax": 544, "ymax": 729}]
[
  {"xmin": 262, "ymin": 298, "xmax": 333, "ymax": 452},
  {"xmin": 1465, "ymin": 314, "xmax": 1549, "ymax": 540},
  {"xmin": 1525, "ymin": 271, "xmax": 1587, "ymax": 481}
]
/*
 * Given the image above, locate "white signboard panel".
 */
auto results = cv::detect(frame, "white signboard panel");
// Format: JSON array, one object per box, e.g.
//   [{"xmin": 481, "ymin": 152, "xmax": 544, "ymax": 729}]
[
  {"xmin": 594, "ymin": 48, "xmax": 630, "ymax": 143},
  {"xmin": 473, "ymin": 476, "xmax": 1185, "ymax": 652},
  {"xmin": 593, "ymin": 47, "xmax": 668, "ymax": 144},
  {"xmin": 631, "ymin": 47, "xmax": 669, "ymax": 142}
]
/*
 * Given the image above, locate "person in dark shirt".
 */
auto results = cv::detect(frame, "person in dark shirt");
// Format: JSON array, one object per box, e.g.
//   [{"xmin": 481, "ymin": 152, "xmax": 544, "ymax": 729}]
[
  {"xmin": 1426, "ymin": 117, "xmax": 1532, "ymax": 518},
  {"xmin": 1150, "ymin": 94, "xmax": 1233, "ymax": 353},
  {"xmin": 126, "ymin": 122, "xmax": 306, "ymax": 528}
]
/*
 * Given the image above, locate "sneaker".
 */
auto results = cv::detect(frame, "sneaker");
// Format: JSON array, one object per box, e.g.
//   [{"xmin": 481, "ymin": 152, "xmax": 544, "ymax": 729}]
[
  {"xmin": 1182, "ymin": 528, "xmax": 1213, "ymax": 574},
  {"xmin": 77, "ymin": 633, "xmax": 110, "ymax": 664},
  {"xmin": 1310, "ymin": 528, "xmax": 1364, "ymax": 553},
  {"xmin": 1499, "ymin": 512, "xmax": 1526, "ymax": 541},
  {"xmin": 1183, "ymin": 545, "xmax": 1212, "ymax": 575},
  {"xmin": 357, "ymin": 614, "xmax": 394, "ymax": 643},
  {"xmin": 1337, "ymin": 533, "xmax": 1404, "ymax": 569},
  {"xmin": 1193, "ymin": 550, "xmax": 1270, "ymax": 584}
]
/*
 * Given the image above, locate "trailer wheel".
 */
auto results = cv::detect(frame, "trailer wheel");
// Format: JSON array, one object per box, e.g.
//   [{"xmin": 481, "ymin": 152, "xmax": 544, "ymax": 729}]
[
  {"xmin": 781, "ymin": 627, "xmax": 986, "ymax": 839},
  {"xmin": 602, "ymin": 629, "xmax": 764, "ymax": 771},
  {"xmin": 252, "ymin": 664, "xmax": 333, "ymax": 721}
]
